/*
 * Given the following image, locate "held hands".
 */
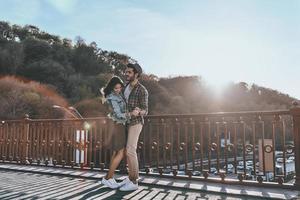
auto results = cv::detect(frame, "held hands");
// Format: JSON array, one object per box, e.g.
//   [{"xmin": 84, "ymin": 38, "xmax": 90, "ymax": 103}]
[
  {"xmin": 126, "ymin": 107, "xmax": 143, "ymax": 118},
  {"xmin": 130, "ymin": 107, "xmax": 146, "ymax": 117},
  {"xmin": 139, "ymin": 110, "xmax": 146, "ymax": 116},
  {"xmin": 131, "ymin": 107, "xmax": 141, "ymax": 117}
]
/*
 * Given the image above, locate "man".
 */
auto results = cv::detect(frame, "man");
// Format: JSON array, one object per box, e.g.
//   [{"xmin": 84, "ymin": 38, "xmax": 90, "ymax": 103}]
[{"xmin": 119, "ymin": 63, "xmax": 149, "ymax": 191}]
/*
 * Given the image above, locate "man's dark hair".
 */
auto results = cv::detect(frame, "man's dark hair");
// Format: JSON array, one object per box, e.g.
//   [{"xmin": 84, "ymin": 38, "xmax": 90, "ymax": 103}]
[
  {"xmin": 127, "ymin": 63, "xmax": 143, "ymax": 78},
  {"xmin": 103, "ymin": 76, "xmax": 124, "ymax": 97}
]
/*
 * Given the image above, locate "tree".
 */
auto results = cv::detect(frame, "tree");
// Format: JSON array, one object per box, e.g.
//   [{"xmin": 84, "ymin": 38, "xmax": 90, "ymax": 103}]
[
  {"xmin": 0, "ymin": 41, "xmax": 24, "ymax": 74},
  {"xmin": 12, "ymin": 24, "xmax": 30, "ymax": 41},
  {"xmin": 0, "ymin": 76, "xmax": 67, "ymax": 119},
  {"xmin": 0, "ymin": 21, "xmax": 13, "ymax": 41},
  {"xmin": 72, "ymin": 41, "xmax": 109, "ymax": 75},
  {"xmin": 18, "ymin": 59, "xmax": 67, "ymax": 93},
  {"xmin": 22, "ymin": 37, "xmax": 52, "ymax": 64}
]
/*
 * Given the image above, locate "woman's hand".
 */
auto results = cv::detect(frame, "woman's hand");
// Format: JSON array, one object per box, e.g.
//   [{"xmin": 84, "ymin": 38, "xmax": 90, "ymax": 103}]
[
  {"xmin": 131, "ymin": 108, "xmax": 140, "ymax": 117},
  {"xmin": 134, "ymin": 107, "xmax": 147, "ymax": 116},
  {"xmin": 139, "ymin": 110, "xmax": 147, "ymax": 116}
]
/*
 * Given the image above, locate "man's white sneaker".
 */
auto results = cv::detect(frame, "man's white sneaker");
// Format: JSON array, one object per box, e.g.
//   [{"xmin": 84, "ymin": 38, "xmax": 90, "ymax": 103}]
[
  {"xmin": 119, "ymin": 180, "xmax": 138, "ymax": 191},
  {"xmin": 101, "ymin": 178, "xmax": 119, "ymax": 189},
  {"xmin": 118, "ymin": 177, "xmax": 130, "ymax": 187}
]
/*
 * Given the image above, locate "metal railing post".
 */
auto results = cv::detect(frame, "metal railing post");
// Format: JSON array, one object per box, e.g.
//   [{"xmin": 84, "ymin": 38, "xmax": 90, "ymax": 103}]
[{"xmin": 290, "ymin": 102, "xmax": 300, "ymax": 190}]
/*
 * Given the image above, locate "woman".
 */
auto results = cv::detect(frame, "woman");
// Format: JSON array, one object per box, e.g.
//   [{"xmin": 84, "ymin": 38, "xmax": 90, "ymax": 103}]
[{"xmin": 100, "ymin": 76, "xmax": 138, "ymax": 189}]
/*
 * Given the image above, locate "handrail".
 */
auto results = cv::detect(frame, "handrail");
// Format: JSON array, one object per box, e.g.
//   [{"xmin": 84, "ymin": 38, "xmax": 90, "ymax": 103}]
[{"xmin": 0, "ymin": 109, "xmax": 291, "ymax": 122}]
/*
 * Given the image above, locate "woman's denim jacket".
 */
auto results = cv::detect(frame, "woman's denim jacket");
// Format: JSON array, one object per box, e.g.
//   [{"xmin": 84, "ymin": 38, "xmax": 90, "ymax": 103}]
[{"xmin": 106, "ymin": 93, "xmax": 129, "ymax": 125}]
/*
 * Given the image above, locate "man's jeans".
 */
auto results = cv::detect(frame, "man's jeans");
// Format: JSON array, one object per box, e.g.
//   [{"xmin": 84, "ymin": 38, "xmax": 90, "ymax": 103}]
[{"xmin": 126, "ymin": 123, "xmax": 143, "ymax": 182}]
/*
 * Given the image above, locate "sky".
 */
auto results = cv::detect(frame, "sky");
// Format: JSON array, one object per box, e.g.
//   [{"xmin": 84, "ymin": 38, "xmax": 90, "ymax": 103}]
[{"xmin": 1, "ymin": 0, "xmax": 300, "ymax": 99}]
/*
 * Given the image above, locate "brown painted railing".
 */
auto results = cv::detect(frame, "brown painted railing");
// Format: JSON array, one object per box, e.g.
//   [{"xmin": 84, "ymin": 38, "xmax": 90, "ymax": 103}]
[{"xmin": 1, "ymin": 105, "xmax": 300, "ymax": 190}]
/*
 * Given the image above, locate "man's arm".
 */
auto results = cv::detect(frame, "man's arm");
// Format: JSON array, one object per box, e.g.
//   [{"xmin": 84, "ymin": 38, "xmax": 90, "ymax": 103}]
[{"xmin": 138, "ymin": 87, "xmax": 148, "ymax": 116}]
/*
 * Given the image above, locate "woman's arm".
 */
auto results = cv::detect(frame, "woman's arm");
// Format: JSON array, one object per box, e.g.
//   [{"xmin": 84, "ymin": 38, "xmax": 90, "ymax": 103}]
[{"xmin": 110, "ymin": 99, "xmax": 131, "ymax": 120}]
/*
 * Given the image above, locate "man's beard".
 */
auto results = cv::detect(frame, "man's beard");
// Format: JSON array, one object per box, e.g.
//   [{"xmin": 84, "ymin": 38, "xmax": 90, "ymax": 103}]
[{"xmin": 126, "ymin": 76, "xmax": 135, "ymax": 82}]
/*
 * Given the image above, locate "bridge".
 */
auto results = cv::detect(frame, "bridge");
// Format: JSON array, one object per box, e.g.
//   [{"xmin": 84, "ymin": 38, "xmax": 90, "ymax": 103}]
[{"xmin": 1, "ymin": 103, "xmax": 300, "ymax": 199}]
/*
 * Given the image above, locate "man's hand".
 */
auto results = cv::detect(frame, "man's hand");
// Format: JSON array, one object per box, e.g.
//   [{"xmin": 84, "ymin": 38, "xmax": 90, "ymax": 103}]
[
  {"xmin": 130, "ymin": 107, "xmax": 147, "ymax": 117},
  {"xmin": 131, "ymin": 108, "xmax": 140, "ymax": 117},
  {"xmin": 139, "ymin": 110, "xmax": 147, "ymax": 116},
  {"xmin": 134, "ymin": 107, "xmax": 147, "ymax": 116}
]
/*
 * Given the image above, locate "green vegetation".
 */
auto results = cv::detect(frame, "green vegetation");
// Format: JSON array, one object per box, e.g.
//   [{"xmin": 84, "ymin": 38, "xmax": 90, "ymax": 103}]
[{"xmin": 0, "ymin": 21, "xmax": 296, "ymax": 119}]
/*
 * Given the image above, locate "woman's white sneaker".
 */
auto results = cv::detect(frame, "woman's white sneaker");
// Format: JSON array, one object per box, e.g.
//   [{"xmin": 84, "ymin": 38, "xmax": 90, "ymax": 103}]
[
  {"xmin": 101, "ymin": 178, "xmax": 119, "ymax": 189},
  {"xmin": 119, "ymin": 180, "xmax": 138, "ymax": 191},
  {"xmin": 118, "ymin": 177, "xmax": 130, "ymax": 187}
]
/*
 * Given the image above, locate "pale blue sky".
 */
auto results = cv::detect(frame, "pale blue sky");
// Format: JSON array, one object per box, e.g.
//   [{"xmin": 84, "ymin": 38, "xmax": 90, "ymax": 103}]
[{"xmin": 1, "ymin": 0, "xmax": 299, "ymax": 99}]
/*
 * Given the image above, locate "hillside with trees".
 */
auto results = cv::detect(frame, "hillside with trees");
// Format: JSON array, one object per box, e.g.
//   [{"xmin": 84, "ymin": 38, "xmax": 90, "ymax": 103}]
[
  {"xmin": 0, "ymin": 76, "xmax": 67, "ymax": 119},
  {"xmin": 0, "ymin": 21, "xmax": 297, "ymax": 119}
]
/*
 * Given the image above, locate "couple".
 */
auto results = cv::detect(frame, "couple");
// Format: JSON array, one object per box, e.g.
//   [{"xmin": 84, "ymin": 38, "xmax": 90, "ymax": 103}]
[{"xmin": 100, "ymin": 63, "xmax": 148, "ymax": 191}]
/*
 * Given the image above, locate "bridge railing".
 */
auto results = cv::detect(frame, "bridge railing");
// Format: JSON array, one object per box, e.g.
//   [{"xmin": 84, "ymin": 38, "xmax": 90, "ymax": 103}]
[{"xmin": 1, "ymin": 105, "xmax": 300, "ymax": 190}]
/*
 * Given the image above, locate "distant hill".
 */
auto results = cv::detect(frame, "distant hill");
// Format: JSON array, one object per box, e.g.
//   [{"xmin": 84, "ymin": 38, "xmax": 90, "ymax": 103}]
[{"xmin": 0, "ymin": 21, "xmax": 296, "ymax": 119}]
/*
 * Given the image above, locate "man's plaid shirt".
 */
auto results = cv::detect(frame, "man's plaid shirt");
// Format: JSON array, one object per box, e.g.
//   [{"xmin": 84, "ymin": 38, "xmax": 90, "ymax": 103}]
[{"xmin": 126, "ymin": 81, "xmax": 148, "ymax": 126}]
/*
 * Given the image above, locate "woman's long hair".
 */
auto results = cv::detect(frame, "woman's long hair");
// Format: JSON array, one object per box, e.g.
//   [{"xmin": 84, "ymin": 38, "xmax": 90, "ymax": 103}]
[{"xmin": 102, "ymin": 76, "xmax": 124, "ymax": 98}]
